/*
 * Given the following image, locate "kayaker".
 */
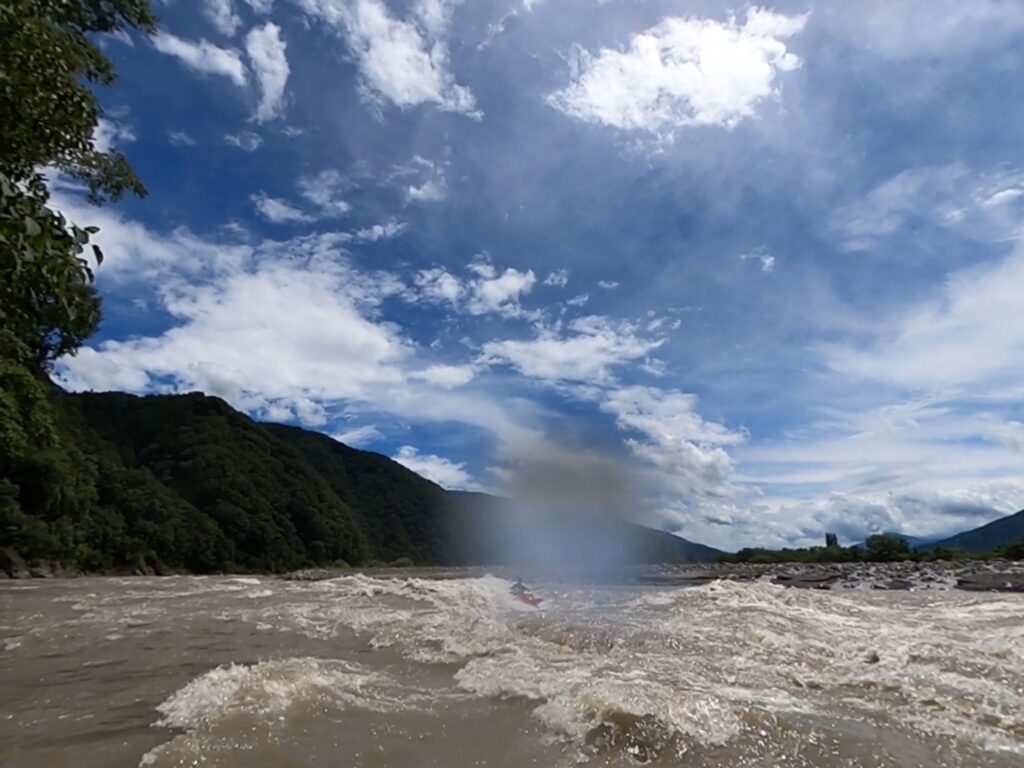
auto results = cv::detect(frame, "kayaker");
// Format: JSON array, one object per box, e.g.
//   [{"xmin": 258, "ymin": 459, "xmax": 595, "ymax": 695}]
[{"xmin": 510, "ymin": 576, "xmax": 527, "ymax": 596}]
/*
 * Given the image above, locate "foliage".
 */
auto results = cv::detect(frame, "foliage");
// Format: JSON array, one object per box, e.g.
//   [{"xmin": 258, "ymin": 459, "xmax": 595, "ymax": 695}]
[
  {"xmin": 73, "ymin": 393, "xmax": 370, "ymax": 571},
  {"xmin": 264, "ymin": 424, "xmax": 455, "ymax": 565},
  {"xmin": 863, "ymin": 534, "xmax": 912, "ymax": 562},
  {"xmin": 0, "ymin": 0, "xmax": 155, "ymax": 200},
  {"xmin": 997, "ymin": 537, "xmax": 1024, "ymax": 561},
  {"xmin": 0, "ymin": 176, "xmax": 102, "ymax": 366}
]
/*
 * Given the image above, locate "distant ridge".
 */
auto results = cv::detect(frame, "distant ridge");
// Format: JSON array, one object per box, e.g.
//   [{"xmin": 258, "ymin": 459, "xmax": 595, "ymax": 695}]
[{"xmin": 922, "ymin": 510, "xmax": 1024, "ymax": 553}]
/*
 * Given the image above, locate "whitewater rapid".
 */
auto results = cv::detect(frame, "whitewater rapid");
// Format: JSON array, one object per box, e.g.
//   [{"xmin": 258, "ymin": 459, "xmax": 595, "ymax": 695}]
[{"xmin": 1, "ymin": 574, "xmax": 1022, "ymax": 767}]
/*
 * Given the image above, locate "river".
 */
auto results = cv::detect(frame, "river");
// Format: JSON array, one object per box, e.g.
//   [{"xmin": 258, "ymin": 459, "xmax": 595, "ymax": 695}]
[{"xmin": 1, "ymin": 574, "xmax": 1022, "ymax": 767}]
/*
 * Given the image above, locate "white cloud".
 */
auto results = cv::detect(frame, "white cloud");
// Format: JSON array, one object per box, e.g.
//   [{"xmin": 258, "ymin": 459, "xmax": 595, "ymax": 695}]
[
  {"xmin": 739, "ymin": 247, "xmax": 775, "ymax": 273},
  {"xmin": 355, "ymin": 220, "xmax": 406, "ymax": 241},
  {"xmin": 297, "ymin": 0, "xmax": 478, "ymax": 115},
  {"xmin": 414, "ymin": 268, "xmax": 463, "ymax": 303},
  {"xmin": 168, "ymin": 131, "xmax": 197, "ymax": 146},
  {"xmin": 57, "ymin": 255, "xmax": 410, "ymax": 414},
  {"xmin": 549, "ymin": 7, "xmax": 808, "ymax": 134},
  {"xmin": 598, "ymin": 280, "xmax": 619, "ymax": 289},
  {"xmin": 566, "ymin": 293, "xmax": 589, "ymax": 307},
  {"xmin": 413, "ymin": 0, "xmax": 464, "ymax": 37},
  {"xmin": 252, "ymin": 192, "xmax": 314, "ymax": 223},
  {"xmin": 244, "ymin": 0, "xmax": 275, "ymax": 13},
  {"xmin": 827, "ymin": 0, "xmax": 1024, "ymax": 60},
  {"xmin": 246, "ymin": 23, "xmax": 290, "ymax": 122},
  {"xmin": 93, "ymin": 117, "xmax": 136, "ymax": 153},
  {"xmin": 203, "ymin": 0, "xmax": 242, "ymax": 36},
  {"xmin": 297, "ymin": 170, "xmax": 352, "ymax": 216},
  {"xmin": 481, "ymin": 316, "xmax": 662, "ymax": 383},
  {"xmin": 983, "ymin": 187, "xmax": 1024, "ymax": 208},
  {"xmin": 830, "ymin": 164, "xmax": 967, "ymax": 250},
  {"xmin": 407, "ymin": 178, "xmax": 446, "ymax": 203},
  {"xmin": 412, "ymin": 256, "xmax": 537, "ymax": 318},
  {"xmin": 395, "ymin": 155, "xmax": 448, "ymax": 203},
  {"xmin": 224, "ymin": 131, "xmax": 263, "ymax": 151},
  {"xmin": 393, "ymin": 446, "xmax": 481, "ymax": 490},
  {"xmin": 601, "ymin": 386, "xmax": 747, "ymax": 509},
  {"xmin": 153, "ymin": 33, "xmax": 248, "ymax": 87},
  {"xmin": 544, "ymin": 268, "xmax": 569, "ymax": 287},
  {"xmin": 466, "ymin": 265, "xmax": 536, "ymax": 316},
  {"xmin": 332, "ymin": 424, "xmax": 383, "ymax": 446},
  {"xmin": 824, "ymin": 243, "xmax": 1024, "ymax": 392},
  {"xmin": 411, "ymin": 364, "xmax": 476, "ymax": 388}
]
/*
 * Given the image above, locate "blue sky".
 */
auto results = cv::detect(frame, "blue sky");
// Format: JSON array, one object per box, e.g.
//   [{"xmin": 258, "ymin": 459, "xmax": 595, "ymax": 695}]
[{"xmin": 52, "ymin": 0, "xmax": 1024, "ymax": 549}]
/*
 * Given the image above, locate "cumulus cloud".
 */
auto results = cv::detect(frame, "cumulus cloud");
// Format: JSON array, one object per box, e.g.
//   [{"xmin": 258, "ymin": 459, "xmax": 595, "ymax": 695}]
[
  {"xmin": 297, "ymin": 170, "xmax": 352, "ymax": 216},
  {"xmin": 544, "ymin": 268, "xmax": 569, "ymax": 287},
  {"xmin": 50, "ymin": 198, "xmax": 542, "ymax": 453},
  {"xmin": 57, "ymin": 255, "xmax": 410, "ymax": 418},
  {"xmin": 224, "ymin": 131, "xmax": 263, "ymax": 151},
  {"xmin": 411, "ymin": 364, "xmax": 476, "ymax": 388},
  {"xmin": 153, "ymin": 33, "xmax": 248, "ymax": 86},
  {"xmin": 481, "ymin": 316, "xmax": 662, "ymax": 383},
  {"xmin": 203, "ymin": 0, "xmax": 242, "ymax": 36},
  {"xmin": 252, "ymin": 192, "xmax": 314, "ymax": 223},
  {"xmin": 297, "ymin": 0, "xmax": 477, "ymax": 115},
  {"xmin": 549, "ymin": 7, "xmax": 808, "ymax": 134},
  {"xmin": 414, "ymin": 268, "xmax": 463, "ymax": 303},
  {"xmin": 392, "ymin": 446, "xmax": 482, "ymax": 490},
  {"xmin": 355, "ymin": 220, "xmax": 406, "ymax": 241},
  {"xmin": 601, "ymin": 386, "xmax": 747, "ymax": 509},
  {"xmin": 394, "ymin": 156, "xmax": 448, "ymax": 203},
  {"xmin": 412, "ymin": 256, "xmax": 537, "ymax": 318},
  {"xmin": 246, "ymin": 23, "xmax": 290, "ymax": 121}
]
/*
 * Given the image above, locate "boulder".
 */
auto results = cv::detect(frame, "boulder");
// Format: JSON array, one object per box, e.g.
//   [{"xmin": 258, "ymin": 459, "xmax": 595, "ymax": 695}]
[
  {"xmin": 28, "ymin": 562, "xmax": 54, "ymax": 578},
  {"xmin": 0, "ymin": 549, "xmax": 31, "ymax": 579},
  {"xmin": 956, "ymin": 573, "xmax": 1024, "ymax": 593}
]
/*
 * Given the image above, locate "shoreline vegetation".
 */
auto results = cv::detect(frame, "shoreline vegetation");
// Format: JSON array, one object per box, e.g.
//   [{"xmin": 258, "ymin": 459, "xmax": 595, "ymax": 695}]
[{"xmin": 717, "ymin": 532, "xmax": 1024, "ymax": 566}]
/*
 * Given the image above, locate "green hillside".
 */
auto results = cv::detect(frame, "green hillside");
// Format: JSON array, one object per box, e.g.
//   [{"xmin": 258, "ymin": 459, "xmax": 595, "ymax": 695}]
[{"xmin": 263, "ymin": 423, "xmax": 456, "ymax": 565}]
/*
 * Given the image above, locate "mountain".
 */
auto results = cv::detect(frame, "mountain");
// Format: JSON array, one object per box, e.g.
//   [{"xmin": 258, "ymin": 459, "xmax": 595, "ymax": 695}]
[
  {"xmin": 1, "ymin": 390, "xmax": 718, "ymax": 572},
  {"xmin": 923, "ymin": 510, "xmax": 1024, "ymax": 553}
]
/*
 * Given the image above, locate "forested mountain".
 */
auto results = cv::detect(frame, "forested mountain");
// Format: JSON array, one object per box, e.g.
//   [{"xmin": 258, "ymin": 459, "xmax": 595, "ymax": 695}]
[
  {"xmin": 923, "ymin": 510, "xmax": 1024, "ymax": 554},
  {"xmin": 1, "ymin": 390, "xmax": 718, "ymax": 573}
]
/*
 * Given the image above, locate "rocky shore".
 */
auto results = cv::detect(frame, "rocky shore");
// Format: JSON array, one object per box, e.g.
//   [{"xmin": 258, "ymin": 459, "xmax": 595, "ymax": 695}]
[
  {"xmin": 4, "ymin": 549, "xmax": 1023, "ymax": 592},
  {"xmin": 635, "ymin": 560, "xmax": 1024, "ymax": 592}
]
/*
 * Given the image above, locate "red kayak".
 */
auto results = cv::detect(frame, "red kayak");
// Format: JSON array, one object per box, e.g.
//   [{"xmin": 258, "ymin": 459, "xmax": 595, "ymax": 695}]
[{"xmin": 517, "ymin": 593, "xmax": 543, "ymax": 607}]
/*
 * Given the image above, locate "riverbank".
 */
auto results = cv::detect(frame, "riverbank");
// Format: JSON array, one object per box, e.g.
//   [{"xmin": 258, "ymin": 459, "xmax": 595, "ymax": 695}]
[{"xmin": 5, "ymin": 550, "xmax": 1024, "ymax": 592}]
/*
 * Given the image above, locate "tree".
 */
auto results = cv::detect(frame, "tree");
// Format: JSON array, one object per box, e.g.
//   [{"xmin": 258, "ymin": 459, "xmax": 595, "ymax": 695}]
[
  {"xmin": 864, "ymin": 534, "xmax": 911, "ymax": 562},
  {"xmin": 1, "ymin": 0, "xmax": 155, "ymax": 200},
  {"xmin": 1, "ymin": 1, "xmax": 156, "ymax": 366}
]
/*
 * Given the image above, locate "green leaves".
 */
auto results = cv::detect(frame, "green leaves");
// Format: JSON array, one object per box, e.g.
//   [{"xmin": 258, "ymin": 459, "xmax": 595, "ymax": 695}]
[
  {"xmin": 0, "ymin": 1, "xmax": 154, "ymax": 200},
  {"xmin": 0, "ymin": 173, "xmax": 101, "ymax": 367}
]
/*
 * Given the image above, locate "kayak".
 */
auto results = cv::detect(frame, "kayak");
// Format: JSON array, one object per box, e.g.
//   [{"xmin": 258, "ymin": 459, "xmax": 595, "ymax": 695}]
[{"xmin": 517, "ymin": 593, "xmax": 543, "ymax": 607}]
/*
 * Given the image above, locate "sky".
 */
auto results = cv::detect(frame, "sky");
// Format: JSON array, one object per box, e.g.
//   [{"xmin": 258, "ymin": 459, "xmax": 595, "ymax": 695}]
[{"xmin": 51, "ymin": 0, "xmax": 1024, "ymax": 550}]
